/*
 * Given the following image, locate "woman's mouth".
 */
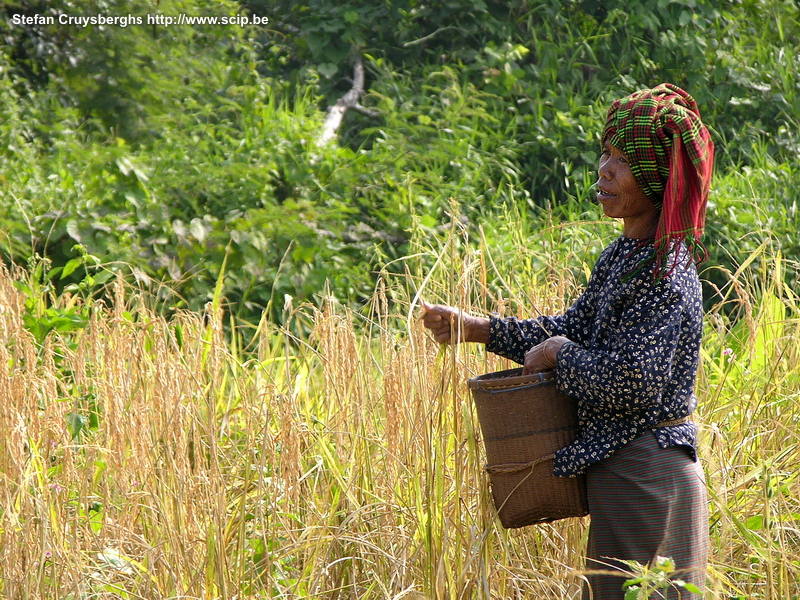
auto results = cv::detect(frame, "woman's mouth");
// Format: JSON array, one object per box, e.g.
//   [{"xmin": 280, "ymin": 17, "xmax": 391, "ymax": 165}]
[{"xmin": 597, "ymin": 188, "xmax": 617, "ymax": 199}]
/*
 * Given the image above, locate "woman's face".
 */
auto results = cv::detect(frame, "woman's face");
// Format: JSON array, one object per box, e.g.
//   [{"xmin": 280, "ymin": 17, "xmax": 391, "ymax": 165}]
[{"xmin": 597, "ymin": 141, "xmax": 660, "ymax": 238}]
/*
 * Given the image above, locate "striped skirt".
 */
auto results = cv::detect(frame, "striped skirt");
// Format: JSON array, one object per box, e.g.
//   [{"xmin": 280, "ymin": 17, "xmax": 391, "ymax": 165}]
[{"xmin": 582, "ymin": 432, "xmax": 709, "ymax": 600}]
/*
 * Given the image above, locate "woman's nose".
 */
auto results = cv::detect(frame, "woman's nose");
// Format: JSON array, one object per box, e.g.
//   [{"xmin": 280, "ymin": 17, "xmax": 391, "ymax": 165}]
[{"xmin": 598, "ymin": 159, "xmax": 613, "ymax": 180}]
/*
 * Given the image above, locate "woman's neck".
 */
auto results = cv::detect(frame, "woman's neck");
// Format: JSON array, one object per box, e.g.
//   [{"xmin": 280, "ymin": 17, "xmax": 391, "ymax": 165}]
[{"xmin": 622, "ymin": 212, "xmax": 660, "ymax": 239}]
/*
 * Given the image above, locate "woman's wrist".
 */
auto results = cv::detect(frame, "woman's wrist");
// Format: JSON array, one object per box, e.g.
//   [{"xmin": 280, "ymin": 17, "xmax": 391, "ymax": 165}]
[{"xmin": 467, "ymin": 316, "xmax": 491, "ymax": 345}]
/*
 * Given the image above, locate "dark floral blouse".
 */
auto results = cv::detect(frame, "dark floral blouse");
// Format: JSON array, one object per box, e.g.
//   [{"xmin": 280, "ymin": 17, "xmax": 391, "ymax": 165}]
[{"xmin": 486, "ymin": 236, "xmax": 702, "ymax": 477}]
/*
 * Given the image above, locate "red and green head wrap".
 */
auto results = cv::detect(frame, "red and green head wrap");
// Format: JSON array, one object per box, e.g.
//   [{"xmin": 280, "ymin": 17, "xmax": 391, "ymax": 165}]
[{"xmin": 602, "ymin": 83, "xmax": 714, "ymax": 278}]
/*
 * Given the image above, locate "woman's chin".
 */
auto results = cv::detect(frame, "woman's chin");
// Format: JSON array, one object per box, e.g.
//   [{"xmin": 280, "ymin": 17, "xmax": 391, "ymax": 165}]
[{"xmin": 598, "ymin": 203, "xmax": 619, "ymax": 219}]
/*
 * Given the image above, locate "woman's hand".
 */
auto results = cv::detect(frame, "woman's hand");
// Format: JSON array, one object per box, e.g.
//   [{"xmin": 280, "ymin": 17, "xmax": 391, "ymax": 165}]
[
  {"xmin": 420, "ymin": 302, "xmax": 490, "ymax": 345},
  {"xmin": 522, "ymin": 336, "xmax": 571, "ymax": 375}
]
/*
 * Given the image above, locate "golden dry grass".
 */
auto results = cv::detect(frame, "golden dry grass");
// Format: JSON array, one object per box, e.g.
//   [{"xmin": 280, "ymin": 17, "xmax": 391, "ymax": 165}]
[{"xmin": 0, "ymin": 239, "xmax": 798, "ymax": 598}]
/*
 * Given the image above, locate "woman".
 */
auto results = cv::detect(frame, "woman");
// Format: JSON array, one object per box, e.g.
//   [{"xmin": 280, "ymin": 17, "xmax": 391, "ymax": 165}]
[{"xmin": 422, "ymin": 84, "xmax": 713, "ymax": 599}]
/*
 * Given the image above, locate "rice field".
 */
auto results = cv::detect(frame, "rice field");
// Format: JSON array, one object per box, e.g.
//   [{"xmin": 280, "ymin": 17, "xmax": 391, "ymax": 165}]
[{"xmin": 0, "ymin": 230, "xmax": 798, "ymax": 599}]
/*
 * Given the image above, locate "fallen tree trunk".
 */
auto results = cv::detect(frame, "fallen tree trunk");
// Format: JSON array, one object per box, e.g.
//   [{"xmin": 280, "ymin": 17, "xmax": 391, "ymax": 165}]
[{"xmin": 317, "ymin": 54, "xmax": 379, "ymax": 146}]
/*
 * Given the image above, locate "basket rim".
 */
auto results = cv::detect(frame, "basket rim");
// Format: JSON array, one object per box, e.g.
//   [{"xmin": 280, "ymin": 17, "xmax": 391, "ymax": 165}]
[{"xmin": 468, "ymin": 368, "xmax": 556, "ymax": 391}]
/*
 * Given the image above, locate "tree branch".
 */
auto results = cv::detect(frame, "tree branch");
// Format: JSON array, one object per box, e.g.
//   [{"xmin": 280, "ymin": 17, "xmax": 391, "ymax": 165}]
[
  {"xmin": 317, "ymin": 54, "xmax": 378, "ymax": 146},
  {"xmin": 401, "ymin": 26, "xmax": 461, "ymax": 48},
  {"xmin": 351, "ymin": 103, "xmax": 381, "ymax": 119}
]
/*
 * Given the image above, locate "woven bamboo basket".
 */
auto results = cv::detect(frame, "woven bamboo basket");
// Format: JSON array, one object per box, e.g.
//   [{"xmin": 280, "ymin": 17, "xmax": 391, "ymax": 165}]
[{"xmin": 468, "ymin": 367, "xmax": 589, "ymax": 528}]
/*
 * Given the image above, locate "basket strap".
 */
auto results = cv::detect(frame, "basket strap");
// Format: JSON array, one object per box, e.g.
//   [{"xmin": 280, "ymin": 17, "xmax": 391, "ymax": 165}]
[{"xmin": 485, "ymin": 453, "xmax": 555, "ymax": 475}]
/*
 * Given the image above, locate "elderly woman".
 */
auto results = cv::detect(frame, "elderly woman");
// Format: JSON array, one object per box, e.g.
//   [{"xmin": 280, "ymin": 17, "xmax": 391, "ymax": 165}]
[{"xmin": 422, "ymin": 84, "xmax": 713, "ymax": 599}]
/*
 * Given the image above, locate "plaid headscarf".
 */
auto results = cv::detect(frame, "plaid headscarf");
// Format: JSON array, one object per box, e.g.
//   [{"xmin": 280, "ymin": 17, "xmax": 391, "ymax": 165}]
[{"xmin": 602, "ymin": 83, "xmax": 714, "ymax": 279}]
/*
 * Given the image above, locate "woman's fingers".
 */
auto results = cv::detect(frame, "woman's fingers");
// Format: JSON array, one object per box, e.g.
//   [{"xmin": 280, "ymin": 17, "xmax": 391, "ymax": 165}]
[
  {"xmin": 421, "ymin": 303, "xmax": 449, "ymax": 327},
  {"xmin": 420, "ymin": 302, "xmax": 458, "ymax": 344},
  {"xmin": 419, "ymin": 302, "xmax": 490, "ymax": 345},
  {"xmin": 522, "ymin": 336, "xmax": 571, "ymax": 374},
  {"xmin": 522, "ymin": 345, "xmax": 544, "ymax": 375},
  {"xmin": 522, "ymin": 341, "xmax": 550, "ymax": 375}
]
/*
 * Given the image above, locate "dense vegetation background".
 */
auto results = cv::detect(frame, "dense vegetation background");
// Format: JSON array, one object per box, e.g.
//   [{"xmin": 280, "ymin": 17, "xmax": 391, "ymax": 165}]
[
  {"xmin": 2, "ymin": 2, "xmax": 800, "ymax": 599},
  {"xmin": 1, "ymin": 0, "xmax": 799, "ymax": 324}
]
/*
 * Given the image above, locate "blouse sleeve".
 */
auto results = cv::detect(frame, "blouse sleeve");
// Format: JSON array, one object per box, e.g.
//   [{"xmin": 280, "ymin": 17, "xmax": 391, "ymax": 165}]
[
  {"xmin": 486, "ymin": 285, "xmax": 601, "ymax": 364},
  {"xmin": 555, "ymin": 277, "xmax": 686, "ymax": 414},
  {"xmin": 486, "ymin": 249, "xmax": 612, "ymax": 364}
]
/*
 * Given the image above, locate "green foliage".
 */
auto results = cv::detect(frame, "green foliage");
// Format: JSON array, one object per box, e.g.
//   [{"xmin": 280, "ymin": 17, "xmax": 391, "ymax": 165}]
[
  {"xmin": 0, "ymin": 0, "xmax": 799, "ymax": 325},
  {"xmin": 1, "ymin": 0, "xmax": 249, "ymax": 141},
  {"xmin": 248, "ymin": 0, "xmax": 512, "ymax": 83},
  {"xmin": 622, "ymin": 555, "xmax": 702, "ymax": 599},
  {"xmin": 12, "ymin": 254, "xmax": 97, "ymax": 347}
]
